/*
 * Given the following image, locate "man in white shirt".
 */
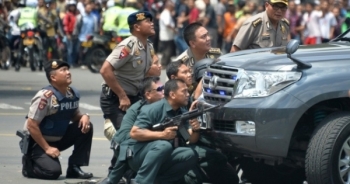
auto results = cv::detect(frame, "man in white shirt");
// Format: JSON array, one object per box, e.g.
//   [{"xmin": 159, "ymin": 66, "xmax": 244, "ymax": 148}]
[
  {"xmin": 301, "ymin": 1, "xmax": 322, "ymax": 45},
  {"xmin": 318, "ymin": 0, "xmax": 337, "ymax": 42},
  {"xmin": 159, "ymin": 0, "xmax": 176, "ymax": 68}
]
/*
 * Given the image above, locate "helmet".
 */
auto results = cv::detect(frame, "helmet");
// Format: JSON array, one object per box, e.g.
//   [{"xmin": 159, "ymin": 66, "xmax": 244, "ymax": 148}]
[
  {"xmin": 114, "ymin": 0, "xmax": 122, "ymax": 4},
  {"xmin": 26, "ymin": 0, "xmax": 37, "ymax": 7},
  {"xmin": 107, "ymin": 0, "xmax": 114, "ymax": 8},
  {"xmin": 125, "ymin": 0, "xmax": 137, "ymax": 3},
  {"xmin": 193, "ymin": 58, "xmax": 215, "ymax": 82},
  {"xmin": 67, "ymin": 0, "xmax": 77, "ymax": 5},
  {"xmin": 18, "ymin": 0, "xmax": 26, "ymax": 6}
]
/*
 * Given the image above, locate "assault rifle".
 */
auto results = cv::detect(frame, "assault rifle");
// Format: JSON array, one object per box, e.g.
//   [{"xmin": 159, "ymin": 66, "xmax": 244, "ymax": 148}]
[{"xmin": 152, "ymin": 104, "xmax": 221, "ymax": 142}]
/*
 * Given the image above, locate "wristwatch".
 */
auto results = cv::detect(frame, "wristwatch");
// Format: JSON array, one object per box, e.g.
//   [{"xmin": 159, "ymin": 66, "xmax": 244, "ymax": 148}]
[{"xmin": 84, "ymin": 113, "xmax": 90, "ymax": 119}]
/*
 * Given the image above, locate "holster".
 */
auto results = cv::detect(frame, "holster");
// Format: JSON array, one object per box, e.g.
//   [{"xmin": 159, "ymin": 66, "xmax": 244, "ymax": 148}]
[
  {"xmin": 16, "ymin": 130, "xmax": 32, "ymax": 155},
  {"xmin": 102, "ymin": 84, "xmax": 115, "ymax": 99},
  {"xmin": 110, "ymin": 137, "xmax": 120, "ymax": 151}
]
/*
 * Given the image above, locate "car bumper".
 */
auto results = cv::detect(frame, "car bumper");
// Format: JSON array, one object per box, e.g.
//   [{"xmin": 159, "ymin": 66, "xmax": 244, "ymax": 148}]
[{"xmin": 198, "ymin": 90, "xmax": 308, "ymax": 158}]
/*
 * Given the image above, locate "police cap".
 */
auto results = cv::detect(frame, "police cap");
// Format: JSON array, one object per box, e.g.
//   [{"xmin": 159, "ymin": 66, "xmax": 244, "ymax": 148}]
[
  {"xmin": 193, "ymin": 58, "xmax": 215, "ymax": 82},
  {"xmin": 127, "ymin": 11, "xmax": 153, "ymax": 26},
  {"xmin": 269, "ymin": 0, "xmax": 288, "ymax": 6},
  {"xmin": 45, "ymin": 59, "xmax": 70, "ymax": 74}
]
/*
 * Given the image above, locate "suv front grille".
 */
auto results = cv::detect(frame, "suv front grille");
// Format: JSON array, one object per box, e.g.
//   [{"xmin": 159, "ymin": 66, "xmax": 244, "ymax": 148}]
[
  {"xmin": 202, "ymin": 65, "xmax": 238, "ymax": 103},
  {"xmin": 213, "ymin": 120, "xmax": 236, "ymax": 132}
]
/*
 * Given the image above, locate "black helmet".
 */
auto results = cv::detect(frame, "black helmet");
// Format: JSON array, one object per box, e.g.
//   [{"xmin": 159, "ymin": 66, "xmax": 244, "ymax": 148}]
[{"xmin": 193, "ymin": 58, "xmax": 214, "ymax": 82}]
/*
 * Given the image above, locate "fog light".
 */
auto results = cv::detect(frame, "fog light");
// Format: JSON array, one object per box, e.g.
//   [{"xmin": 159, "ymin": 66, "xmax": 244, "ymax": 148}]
[{"xmin": 236, "ymin": 121, "xmax": 255, "ymax": 135}]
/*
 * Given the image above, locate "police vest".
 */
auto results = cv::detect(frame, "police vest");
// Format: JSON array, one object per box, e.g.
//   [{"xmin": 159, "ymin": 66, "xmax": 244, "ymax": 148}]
[
  {"xmin": 102, "ymin": 6, "xmax": 121, "ymax": 32},
  {"xmin": 117, "ymin": 7, "xmax": 137, "ymax": 36},
  {"xmin": 39, "ymin": 85, "xmax": 80, "ymax": 137},
  {"xmin": 18, "ymin": 7, "xmax": 37, "ymax": 27}
]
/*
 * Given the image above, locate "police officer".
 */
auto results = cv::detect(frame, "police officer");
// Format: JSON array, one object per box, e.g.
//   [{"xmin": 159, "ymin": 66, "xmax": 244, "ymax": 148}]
[
  {"xmin": 127, "ymin": 79, "xmax": 201, "ymax": 184},
  {"xmin": 99, "ymin": 10, "xmax": 155, "ymax": 172},
  {"xmin": 174, "ymin": 22, "xmax": 221, "ymax": 100},
  {"xmin": 21, "ymin": 60, "xmax": 93, "ymax": 180},
  {"xmin": 116, "ymin": 0, "xmax": 138, "ymax": 38},
  {"xmin": 166, "ymin": 61, "xmax": 239, "ymax": 184},
  {"xmin": 101, "ymin": 0, "xmax": 122, "ymax": 33},
  {"xmin": 103, "ymin": 53, "xmax": 161, "ymax": 141},
  {"xmin": 231, "ymin": 0, "xmax": 290, "ymax": 52},
  {"xmin": 99, "ymin": 77, "xmax": 164, "ymax": 184}
]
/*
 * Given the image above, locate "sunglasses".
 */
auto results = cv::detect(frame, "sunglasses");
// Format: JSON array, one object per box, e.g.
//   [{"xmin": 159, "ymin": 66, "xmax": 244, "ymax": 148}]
[
  {"xmin": 268, "ymin": 2, "xmax": 288, "ymax": 11},
  {"xmin": 149, "ymin": 85, "xmax": 164, "ymax": 92}
]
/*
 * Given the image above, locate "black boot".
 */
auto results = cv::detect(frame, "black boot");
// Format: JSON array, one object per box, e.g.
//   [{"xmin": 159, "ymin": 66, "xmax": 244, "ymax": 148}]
[
  {"xmin": 22, "ymin": 155, "xmax": 35, "ymax": 178},
  {"xmin": 66, "ymin": 165, "xmax": 93, "ymax": 179}
]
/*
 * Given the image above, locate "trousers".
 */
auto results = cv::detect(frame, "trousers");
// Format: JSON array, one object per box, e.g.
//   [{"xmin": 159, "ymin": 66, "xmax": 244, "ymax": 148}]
[
  {"xmin": 127, "ymin": 140, "xmax": 198, "ymax": 184},
  {"xmin": 23, "ymin": 122, "xmax": 93, "ymax": 180}
]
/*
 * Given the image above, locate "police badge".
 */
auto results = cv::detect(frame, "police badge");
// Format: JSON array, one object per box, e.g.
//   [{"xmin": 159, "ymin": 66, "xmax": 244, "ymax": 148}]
[{"xmin": 52, "ymin": 61, "xmax": 58, "ymax": 69}]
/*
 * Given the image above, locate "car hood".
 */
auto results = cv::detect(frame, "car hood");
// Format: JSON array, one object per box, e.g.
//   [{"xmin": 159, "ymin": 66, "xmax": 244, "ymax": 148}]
[{"xmin": 217, "ymin": 42, "xmax": 350, "ymax": 71}]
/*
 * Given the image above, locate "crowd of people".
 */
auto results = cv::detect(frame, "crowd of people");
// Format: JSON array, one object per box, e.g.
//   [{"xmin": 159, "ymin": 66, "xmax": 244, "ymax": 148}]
[
  {"xmin": 154, "ymin": 0, "xmax": 350, "ymax": 66},
  {"xmin": 1, "ymin": 0, "xmax": 349, "ymax": 70}
]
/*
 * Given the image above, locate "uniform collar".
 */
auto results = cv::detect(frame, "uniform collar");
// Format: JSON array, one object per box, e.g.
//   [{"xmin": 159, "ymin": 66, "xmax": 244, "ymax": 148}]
[
  {"xmin": 162, "ymin": 98, "xmax": 184, "ymax": 114},
  {"xmin": 263, "ymin": 11, "xmax": 272, "ymax": 30},
  {"xmin": 263, "ymin": 11, "xmax": 284, "ymax": 31}
]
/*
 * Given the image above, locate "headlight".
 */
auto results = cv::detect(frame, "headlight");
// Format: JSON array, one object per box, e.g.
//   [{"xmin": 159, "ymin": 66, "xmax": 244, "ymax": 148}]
[{"xmin": 233, "ymin": 70, "xmax": 302, "ymax": 98}]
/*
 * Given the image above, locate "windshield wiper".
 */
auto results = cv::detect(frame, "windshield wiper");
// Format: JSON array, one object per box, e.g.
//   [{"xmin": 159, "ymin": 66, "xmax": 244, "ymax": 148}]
[{"xmin": 331, "ymin": 37, "xmax": 350, "ymax": 42}]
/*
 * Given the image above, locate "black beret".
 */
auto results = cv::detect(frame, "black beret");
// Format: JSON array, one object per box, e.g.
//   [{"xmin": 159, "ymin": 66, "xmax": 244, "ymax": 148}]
[{"xmin": 127, "ymin": 11, "xmax": 153, "ymax": 26}]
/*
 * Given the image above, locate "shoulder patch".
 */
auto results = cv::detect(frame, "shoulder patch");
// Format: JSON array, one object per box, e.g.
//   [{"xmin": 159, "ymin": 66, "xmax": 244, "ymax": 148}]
[
  {"xmin": 208, "ymin": 48, "xmax": 222, "ymax": 55},
  {"xmin": 252, "ymin": 18, "xmax": 262, "ymax": 27},
  {"xmin": 44, "ymin": 90, "xmax": 53, "ymax": 98},
  {"xmin": 282, "ymin": 18, "xmax": 289, "ymax": 26},
  {"xmin": 119, "ymin": 47, "xmax": 130, "ymax": 59},
  {"xmin": 38, "ymin": 98, "xmax": 48, "ymax": 110}
]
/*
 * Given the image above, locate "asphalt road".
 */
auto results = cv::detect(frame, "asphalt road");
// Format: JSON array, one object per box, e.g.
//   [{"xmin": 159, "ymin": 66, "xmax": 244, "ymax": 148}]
[{"xmin": 0, "ymin": 67, "xmax": 168, "ymax": 184}]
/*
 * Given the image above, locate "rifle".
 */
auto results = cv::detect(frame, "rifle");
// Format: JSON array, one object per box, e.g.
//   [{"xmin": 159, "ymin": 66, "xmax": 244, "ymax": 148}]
[{"xmin": 152, "ymin": 104, "xmax": 221, "ymax": 142}]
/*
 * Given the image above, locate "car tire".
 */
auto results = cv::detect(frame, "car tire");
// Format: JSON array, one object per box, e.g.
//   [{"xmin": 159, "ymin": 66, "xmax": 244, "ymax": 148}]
[{"xmin": 306, "ymin": 112, "xmax": 350, "ymax": 184}]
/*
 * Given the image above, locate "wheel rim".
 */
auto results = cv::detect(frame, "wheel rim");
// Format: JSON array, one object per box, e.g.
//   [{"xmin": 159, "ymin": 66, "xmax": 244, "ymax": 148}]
[
  {"xmin": 339, "ymin": 137, "xmax": 350, "ymax": 183},
  {"xmin": 90, "ymin": 49, "xmax": 106, "ymax": 71}
]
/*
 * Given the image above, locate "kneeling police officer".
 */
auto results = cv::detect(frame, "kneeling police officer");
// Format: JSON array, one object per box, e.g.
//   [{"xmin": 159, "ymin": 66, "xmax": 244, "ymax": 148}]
[{"xmin": 18, "ymin": 60, "xmax": 93, "ymax": 180}]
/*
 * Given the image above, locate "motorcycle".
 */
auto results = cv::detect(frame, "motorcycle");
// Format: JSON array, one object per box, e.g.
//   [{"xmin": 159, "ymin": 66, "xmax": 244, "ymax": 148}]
[
  {"xmin": 0, "ymin": 30, "xmax": 11, "ymax": 70},
  {"xmin": 16, "ymin": 23, "xmax": 44, "ymax": 71},
  {"xmin": 82, "ymin": 31, "xmax": 123, "ymax": 73}
]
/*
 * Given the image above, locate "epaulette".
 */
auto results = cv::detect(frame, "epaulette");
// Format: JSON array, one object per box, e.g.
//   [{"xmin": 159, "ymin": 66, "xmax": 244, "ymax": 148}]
[
  {"xmin": 126, "ymin": 39, "xmax": 135, "ymax": 49},
  {"xmin": 282, "ymin": 18, "xmax": 289, "ymax": 26},
  {"xmin": 181, "ymin": 55, "xmax": 189, "ymax": 63},
  {"xmin": 208, "ymin": 48, "xmax": 221, "ymax": 55},
  {"xmin": 252, "ymin": 18, "xmax": 262, "ymax": 27},
  {"xmin": 43, "ymin": 90, "xmax": 53, "ymax": 98}
]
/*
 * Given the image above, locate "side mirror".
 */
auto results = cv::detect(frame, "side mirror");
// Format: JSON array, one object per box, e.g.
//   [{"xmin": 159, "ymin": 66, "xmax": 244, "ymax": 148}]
[{"xmin": 285, "ymin": 39, "xmax": 300, "ymax": 55}]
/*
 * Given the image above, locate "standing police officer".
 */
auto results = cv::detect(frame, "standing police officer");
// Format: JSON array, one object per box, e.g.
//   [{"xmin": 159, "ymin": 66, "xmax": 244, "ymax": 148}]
[
  {"xmin": 99, "ymin": 10, "xmax": 155, "ymax": 172},
  {"xmin": 21, "ymin": 60, "xmax": 93, "ymax": 180},
  {"xmin": 231, "ymin": 0, "xmax": 290, "ymax": 52},
  {"xmin": 100, "ymin": 10, "xmax": 155, "ymax": 133},
  {"xmin": 174, "ymin": 22, "xmax": 221, "ymax": 100}
]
